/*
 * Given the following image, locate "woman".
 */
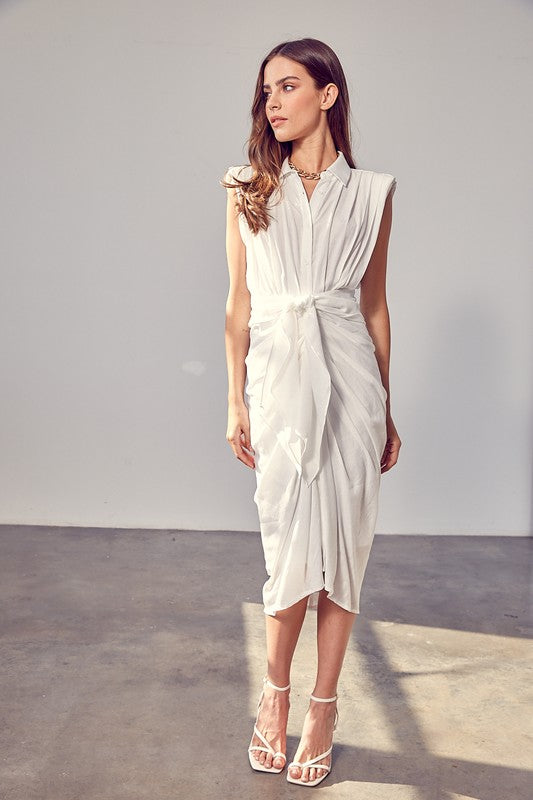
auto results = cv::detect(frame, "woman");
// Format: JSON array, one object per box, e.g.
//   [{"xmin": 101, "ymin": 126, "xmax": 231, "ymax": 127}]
[{"xmin": 221, "ymin": 37, "xmax": 401, "ymax": 787}]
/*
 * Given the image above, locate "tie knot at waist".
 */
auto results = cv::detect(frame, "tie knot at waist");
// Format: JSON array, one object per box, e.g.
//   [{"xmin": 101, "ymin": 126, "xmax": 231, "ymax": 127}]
[
  {"xmin": 247, "ymin": 286, "xmax": 359, "ymax": 487},
  {"xmin": 284, "ymin": 293, "xmax": 316, "ymax": 315},
  {"xmin": 249, "ymin": 287, "xmax": 356, "ymax": 327}
]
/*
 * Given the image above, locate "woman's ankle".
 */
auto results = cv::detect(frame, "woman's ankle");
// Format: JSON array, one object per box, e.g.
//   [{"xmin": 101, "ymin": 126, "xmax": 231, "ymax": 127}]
[
  {"xmin": 265, "ymin": 670, "xmax": 291, "ymax": 689},
  {"xmin": 311, "ymin": 685, "xmax": 337, "ymax": 699}
]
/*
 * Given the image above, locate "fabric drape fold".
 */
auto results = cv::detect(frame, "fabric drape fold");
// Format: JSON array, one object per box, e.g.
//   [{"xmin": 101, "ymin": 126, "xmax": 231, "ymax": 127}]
[{"xmin": 249, "ymin": 287, "xmax": 357, "ymax": 486}]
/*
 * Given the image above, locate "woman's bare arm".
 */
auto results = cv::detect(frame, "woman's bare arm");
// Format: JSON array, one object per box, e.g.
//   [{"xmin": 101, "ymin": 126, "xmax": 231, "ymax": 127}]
[
  {"xmin": 224, "ymin": 175, "xmax": 255, "ymax": 469},
  {"xmin": 360, "ymin": 189, "xmax": 401, "ymax": 472},
  {"xmin": 360, "ymin": 191, "xmax": 393, "ymax": 412}
]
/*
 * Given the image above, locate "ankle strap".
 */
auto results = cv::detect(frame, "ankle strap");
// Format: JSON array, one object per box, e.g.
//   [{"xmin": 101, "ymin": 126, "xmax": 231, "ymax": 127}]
[
  {"xmin": 263, "ymin": 675, "xmax": 290, "ymax": 692},
  {"xmin": 310, "ymin": 692, "xmax": 337, "ymax": 703}
]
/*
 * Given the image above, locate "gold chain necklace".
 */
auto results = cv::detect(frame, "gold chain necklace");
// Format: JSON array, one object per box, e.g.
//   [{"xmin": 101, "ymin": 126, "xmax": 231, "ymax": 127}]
[{"xmin": 288, "ymin": 159, "xmax": 325, "ymax": 181}]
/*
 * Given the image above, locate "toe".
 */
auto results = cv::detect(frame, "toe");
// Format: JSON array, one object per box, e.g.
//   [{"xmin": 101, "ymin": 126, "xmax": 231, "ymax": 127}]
[
  {"xmin": 289, "ymin": 765, "xmax": 302, "ymax": 779},
  {"xmin": 273, "ymin": 755, "xmax": 284, "ymax": 769}
]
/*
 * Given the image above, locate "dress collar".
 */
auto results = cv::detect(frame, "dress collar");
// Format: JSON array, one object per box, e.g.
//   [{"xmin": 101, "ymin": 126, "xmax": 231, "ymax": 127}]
[{"xmin": 280, "ymin": 149, "xmax": 351, "ymax": 186}]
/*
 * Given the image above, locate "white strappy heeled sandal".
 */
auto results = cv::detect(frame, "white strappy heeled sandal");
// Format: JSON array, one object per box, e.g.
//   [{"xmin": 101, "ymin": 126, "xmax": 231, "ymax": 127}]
[
  {"xmin": 248, "ymin": 676, "xmax": 291, "ymax": 773},
  {"xmin": 286, "ymin": 693, "xmax": 339, "ymax": 787}
]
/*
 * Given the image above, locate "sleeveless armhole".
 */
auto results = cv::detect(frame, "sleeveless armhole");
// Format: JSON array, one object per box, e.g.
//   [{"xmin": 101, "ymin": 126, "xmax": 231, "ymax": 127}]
[
  {"xmin": 225, "ymin": 165, "xmax": 249, "ymax": 246},
  {"xmin": 226, "ymin": 165, "xmax": 253, "ymax": 244},
  {"xmin": 356, "ymin": 172, "xmax": 397, "ymax": 286},
  {"xmin": 225, "ymin": 164, "xmax": 251, "ymax": 201}
]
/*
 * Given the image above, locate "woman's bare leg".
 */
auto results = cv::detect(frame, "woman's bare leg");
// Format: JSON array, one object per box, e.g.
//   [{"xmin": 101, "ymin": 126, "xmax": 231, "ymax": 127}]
[
  {"xmin": 288, "ymin": 589, "xmax": 356, "ymax": 782},
  {"xmin": 250, "ymin": 594, "xmax": 308, "ymax": 770}
]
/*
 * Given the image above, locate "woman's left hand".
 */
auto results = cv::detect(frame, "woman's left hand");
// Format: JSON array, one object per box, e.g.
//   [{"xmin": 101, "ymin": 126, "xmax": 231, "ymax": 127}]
[{"xmin": 381, "ymin": 414, "xmax": 401, "ymax": 473}]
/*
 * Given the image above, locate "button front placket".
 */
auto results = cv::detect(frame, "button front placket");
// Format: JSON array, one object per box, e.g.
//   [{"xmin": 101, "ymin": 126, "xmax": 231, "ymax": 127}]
[
  {"xmin": 294, "ymin": 175, "xmax": 335, "ymax": 285},
  {"xmin": 299, "ymin": 177, "xmax": 329, "ymax": 280},
  {"xmin": 298, "ymin": 177, "xmax": 314, "ymax": 276}
]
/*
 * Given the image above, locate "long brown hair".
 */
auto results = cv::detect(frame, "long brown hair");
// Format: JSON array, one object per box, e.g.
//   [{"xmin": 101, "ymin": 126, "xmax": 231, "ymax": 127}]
[{"xmin": 221, "ymin": 38, "xmax": 357, "ymax": 235}]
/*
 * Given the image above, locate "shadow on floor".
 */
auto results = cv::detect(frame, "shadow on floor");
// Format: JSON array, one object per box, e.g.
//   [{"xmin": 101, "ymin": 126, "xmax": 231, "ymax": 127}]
[{"xmin": 0, "ymin": 526, "xmax": 531, "ymax": 799}]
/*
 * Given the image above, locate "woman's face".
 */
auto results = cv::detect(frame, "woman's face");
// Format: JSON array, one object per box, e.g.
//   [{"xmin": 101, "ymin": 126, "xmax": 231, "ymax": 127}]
[{"xmin": 262, "ymin": 55, "xmax": 336, "ymax": 144}]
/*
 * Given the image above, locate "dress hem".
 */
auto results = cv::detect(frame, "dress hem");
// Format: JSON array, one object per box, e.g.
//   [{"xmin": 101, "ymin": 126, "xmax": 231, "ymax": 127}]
[{"xmin": 263, "ymin": 584, "xmax": 360, "ymax": 617}]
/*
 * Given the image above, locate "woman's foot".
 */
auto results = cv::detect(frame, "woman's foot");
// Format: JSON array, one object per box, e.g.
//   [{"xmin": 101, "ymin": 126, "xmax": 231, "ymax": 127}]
[
  {"xmin": 288, "ymin": 695, "xmax": 337, "ymax": 783},
  {"xmin": 249, "ymin": 678, "xmax": 290, "ymax": 770}
]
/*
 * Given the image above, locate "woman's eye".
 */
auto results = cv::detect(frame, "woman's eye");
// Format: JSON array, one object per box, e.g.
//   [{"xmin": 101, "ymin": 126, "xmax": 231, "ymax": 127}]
[{"xmin": 263, "ymin": 84, "xmax": 294, "ymax": 100}]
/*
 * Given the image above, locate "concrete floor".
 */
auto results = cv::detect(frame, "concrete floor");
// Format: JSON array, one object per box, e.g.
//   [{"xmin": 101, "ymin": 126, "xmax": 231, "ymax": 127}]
[{"xmin": 0, "ymin": 526, "xmax": 531, "ymax": 800}]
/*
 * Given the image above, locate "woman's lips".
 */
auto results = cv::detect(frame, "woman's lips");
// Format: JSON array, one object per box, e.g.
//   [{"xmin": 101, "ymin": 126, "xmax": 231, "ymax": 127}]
[{"xmin": 271, "ymin": 118, "xmax": 287, "ymax": 127}]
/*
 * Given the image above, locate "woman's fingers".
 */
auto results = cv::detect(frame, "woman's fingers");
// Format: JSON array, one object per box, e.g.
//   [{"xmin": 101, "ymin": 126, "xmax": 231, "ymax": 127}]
[
  {"xmin": 238, "ymin": 430, "xmax": 256, "ymax": 469},
  {"xmin": 226, "ymin": 404, "xmax": 255, "ymax": 469},
  {"xmin": 227, "ymin": 427, "xmax": 255, "ymax": 469},
  {"xmin": 381, "ymin": 435, "xmax": 401, "ymax": 473},
  {"xmin": 242, "ymin": 430, "xmax": 255, "ymax": 456}
]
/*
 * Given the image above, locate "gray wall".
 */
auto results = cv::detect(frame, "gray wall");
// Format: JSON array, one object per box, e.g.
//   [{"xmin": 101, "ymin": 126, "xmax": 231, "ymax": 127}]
[{"xmin": 0, "ymin": 1, "xmax": 531, "ymax": 535}]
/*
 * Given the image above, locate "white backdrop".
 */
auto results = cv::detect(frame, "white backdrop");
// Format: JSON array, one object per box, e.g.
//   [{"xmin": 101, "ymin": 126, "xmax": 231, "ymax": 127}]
[{"xmin": 0, "ymin": 1, "xmax": 531, "ymax": 535}]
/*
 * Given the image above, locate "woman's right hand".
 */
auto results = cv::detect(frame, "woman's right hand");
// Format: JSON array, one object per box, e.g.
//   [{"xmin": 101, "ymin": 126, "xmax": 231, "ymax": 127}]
[{"xmin": 227, "ymin": 402, "xmax": 255, "ymax": 470}]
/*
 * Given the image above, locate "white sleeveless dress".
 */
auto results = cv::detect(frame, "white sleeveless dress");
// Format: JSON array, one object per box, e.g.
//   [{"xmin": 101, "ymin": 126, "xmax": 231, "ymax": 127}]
[{"xmin": 226, "ymin": 150, "xmax": 397, "ymax": 617}]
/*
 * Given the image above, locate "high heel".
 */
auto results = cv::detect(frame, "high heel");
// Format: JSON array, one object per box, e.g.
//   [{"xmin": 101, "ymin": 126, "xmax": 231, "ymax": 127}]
[
  {"xmin": 286, "ymin": 693, "xmax": 339, "ymax": 787},
  {"xmin": 248, "ymin": 675, "xmax": 291, "ymax": 773}
]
